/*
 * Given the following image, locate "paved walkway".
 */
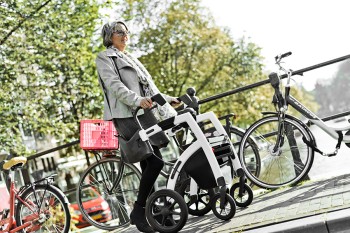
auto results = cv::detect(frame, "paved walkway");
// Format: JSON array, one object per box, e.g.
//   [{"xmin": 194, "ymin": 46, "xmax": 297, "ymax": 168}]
[{"xmin": 118, "ymin": 172, "xmax": 350, "ymax": 233}]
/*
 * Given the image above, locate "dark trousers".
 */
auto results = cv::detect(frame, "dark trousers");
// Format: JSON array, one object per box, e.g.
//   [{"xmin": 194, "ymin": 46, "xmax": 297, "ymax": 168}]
[{"xmin": 113, "ymin": 112, "xmax": 166, "ymax": 207}]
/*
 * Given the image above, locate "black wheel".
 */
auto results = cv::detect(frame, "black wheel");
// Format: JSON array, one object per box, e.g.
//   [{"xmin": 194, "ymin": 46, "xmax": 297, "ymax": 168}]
[
  {"xmin": 229, "ymin": 183, "xmax": 253, "ymax": 207},
  {"xmin": 76, "ymin": 157, "xmax": 141, "ymax": 231},
  {"xmin": 146, "ymin": 189, "xmax": 188, "ymax": 233},
  {"xmin": 211, "ymin": 193, "xmax": 236, "ymax": 221},
  {"xmin": 239, "ymin": 116, "xmax": 314, "ymax": 189},
  {"xmin": 177, "ymin": 178, "xmax": 213, "ymax": 216},
  {"xmin": 15, "ymin": 184, "xmax": 70, "ymax": 233}
]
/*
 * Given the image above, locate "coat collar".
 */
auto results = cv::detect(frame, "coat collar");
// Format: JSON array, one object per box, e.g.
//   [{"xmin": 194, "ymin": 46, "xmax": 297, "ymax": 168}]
[{"xmin": 106, "ymin": 47, "xmax": 125, "ymax": 58}]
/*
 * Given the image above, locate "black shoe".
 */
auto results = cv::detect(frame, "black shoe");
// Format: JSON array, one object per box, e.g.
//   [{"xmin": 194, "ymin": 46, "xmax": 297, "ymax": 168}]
[{"xmin": 130, "ymin": 202, "xmax": 155, "ymax": 233}]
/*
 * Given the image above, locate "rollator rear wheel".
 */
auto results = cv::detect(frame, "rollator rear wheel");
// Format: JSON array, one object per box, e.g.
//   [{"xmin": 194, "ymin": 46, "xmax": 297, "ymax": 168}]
[
  {"xmin": 146, "ymin": 189, "xmax": 188, "ymax": 233},
  {"xmin": 211, "ymin": 193, "xmax": 236, "ymax": 221},
  {"xmin": 229, "ymin": 183, "xmax": 253, "ymax": 207}
]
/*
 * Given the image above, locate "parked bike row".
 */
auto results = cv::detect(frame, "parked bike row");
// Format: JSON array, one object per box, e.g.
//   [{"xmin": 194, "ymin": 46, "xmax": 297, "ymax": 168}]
[{"xmin": 1, "ymin": 52, "xmax": 349, "ymax": 232}]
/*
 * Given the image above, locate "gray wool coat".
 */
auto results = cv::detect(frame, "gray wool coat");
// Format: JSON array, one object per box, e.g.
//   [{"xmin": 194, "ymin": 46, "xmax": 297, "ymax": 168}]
[{"xmin": 95, "ymin": 47, "xmax": 172, "ymax": 120}]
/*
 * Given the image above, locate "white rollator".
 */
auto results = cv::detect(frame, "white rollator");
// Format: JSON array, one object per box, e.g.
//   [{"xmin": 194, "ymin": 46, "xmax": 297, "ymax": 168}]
[{"xmin": 134, "ymin": 94, "xmax": 244, "ymax": 233}]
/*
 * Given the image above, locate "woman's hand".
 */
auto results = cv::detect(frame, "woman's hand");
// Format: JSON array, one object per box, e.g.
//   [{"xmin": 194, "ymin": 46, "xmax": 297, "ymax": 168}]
[
  {"xmin": 140, "ymin": 97, "xmax": 153, "ymax": 109},
  {"xmin": 169, "ymin": 97, "xmax": 181, "ymax": 107}
]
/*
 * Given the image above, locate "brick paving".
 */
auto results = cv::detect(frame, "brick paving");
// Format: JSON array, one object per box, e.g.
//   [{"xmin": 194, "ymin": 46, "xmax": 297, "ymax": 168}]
[{"xmin": 118, "ymin": 172, "xmax": 350, "ymax": 233}]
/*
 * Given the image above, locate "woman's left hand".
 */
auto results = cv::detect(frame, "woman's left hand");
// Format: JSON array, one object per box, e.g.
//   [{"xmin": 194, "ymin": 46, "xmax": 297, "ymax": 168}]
[{"xmin": 170, "ymin": 97, "xmax": 181, "ymax": 107}]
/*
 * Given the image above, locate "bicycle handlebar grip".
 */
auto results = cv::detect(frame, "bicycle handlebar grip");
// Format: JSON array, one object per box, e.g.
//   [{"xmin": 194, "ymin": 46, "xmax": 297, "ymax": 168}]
[
  {"xmin": 275, "ymin": 51, "xmax": 292, "ymax": 61},
  {"xmin": 281, "ymin": 51, "xmax": 292, "ymax": 58}
]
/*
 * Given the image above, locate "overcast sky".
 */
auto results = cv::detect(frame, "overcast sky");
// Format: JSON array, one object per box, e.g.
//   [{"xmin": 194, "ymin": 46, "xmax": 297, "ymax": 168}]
[{"xmin": 201, "ymin": 0, "xmax": 350, "ymax": 90}]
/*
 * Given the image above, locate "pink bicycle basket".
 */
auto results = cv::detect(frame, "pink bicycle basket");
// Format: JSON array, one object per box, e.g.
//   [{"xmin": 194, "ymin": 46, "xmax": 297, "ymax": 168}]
[{"xmin": 80, "ymin": 120, "xmax": 119, "ymax": 150}]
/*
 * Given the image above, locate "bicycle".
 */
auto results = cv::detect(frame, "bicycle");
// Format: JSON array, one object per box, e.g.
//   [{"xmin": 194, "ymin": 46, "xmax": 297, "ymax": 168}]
[
  {"xmin": 238, "ymin": 51, "xmax": 350, "ymax": 189},
  {"xmin": 77, "ymin": 121, "xmax": 141, "ymax": 231},
  {"xmin": 0, "ymin": 156, "xmax": 70, "ymax": 233}
]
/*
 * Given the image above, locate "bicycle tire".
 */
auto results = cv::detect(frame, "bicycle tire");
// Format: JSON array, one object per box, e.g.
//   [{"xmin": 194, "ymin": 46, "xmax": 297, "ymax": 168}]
[
  {"xmin": 239, "ymin": 116, "xmax": 314, "ymax": 189},
  {"xmin": 15, "ymin": 184, "xmax": 70, "ymax": 233},
  {"xmin": 76, "ymin": 157, "xmax": 141, "ymax": 231},
  {"xmin": 230, "ymin": 127, "xmax": 261, "ymax": 180}
]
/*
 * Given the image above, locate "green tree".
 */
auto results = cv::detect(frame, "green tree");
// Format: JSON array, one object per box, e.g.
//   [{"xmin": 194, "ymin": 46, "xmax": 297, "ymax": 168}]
[
  {"xmin": 110, "ymin": 0, "xmax": 317, "ymax": 127},
  {"xmin": 0, "ymin": 0, "xmax": 103, "ymax": 154},
  {"xmin": 109, "ymin": 0, "xmax": 270, "ymax": 127},
  {"xmin": 0, "ymin": 0, "xmax": 318, "ymax": 154}
]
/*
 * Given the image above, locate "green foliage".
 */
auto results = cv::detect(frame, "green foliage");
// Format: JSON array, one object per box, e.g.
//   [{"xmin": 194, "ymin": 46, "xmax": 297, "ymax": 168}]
[
  {"xmin": 123, "ymin": 0, "xmax": 276, "ymax": 128},
  {"xmin": 0, "ymin": 0, "xmax": 319, "ymax": 154},
  {"xmin": 0, "ymin": 0, "xmax": 103, "ymax": 154}
]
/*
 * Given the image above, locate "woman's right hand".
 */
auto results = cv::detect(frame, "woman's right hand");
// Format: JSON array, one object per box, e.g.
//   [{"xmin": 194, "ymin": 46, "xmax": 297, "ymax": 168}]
[{"xmin": 140, "ymin": 97, "xmax": 153, "ymax": 109}]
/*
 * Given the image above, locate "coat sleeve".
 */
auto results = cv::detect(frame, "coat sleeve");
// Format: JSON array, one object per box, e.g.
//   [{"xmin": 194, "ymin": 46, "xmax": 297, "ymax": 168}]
[{"xmin": 96, "ymin": 52, "xmax": 143, "ymax": 108}]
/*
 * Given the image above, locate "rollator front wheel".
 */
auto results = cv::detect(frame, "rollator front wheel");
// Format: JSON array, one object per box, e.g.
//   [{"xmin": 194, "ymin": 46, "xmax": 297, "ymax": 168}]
[
  {"xmin": 211, "ymin": 193, "xmax": 236, "ymax": 221},
  {"xmin": 229, "ymin": 183, "xmax": 253, "ymax": 207},
  {"xmin": 146, "ymin": 189, "xmax": 188, "ymax": 233}
]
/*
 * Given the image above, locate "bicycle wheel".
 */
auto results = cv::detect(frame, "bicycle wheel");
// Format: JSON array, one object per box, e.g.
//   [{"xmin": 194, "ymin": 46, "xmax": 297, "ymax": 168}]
[
  {"xmin": 15, "ymin": 184, "xmax": 70, "ymax": 233},
  {"xmin": 76, "ymin": 157, "xmax": 141, "ymax": 231},
  {"xmin": 239, "ymin": 116, "xmax": 314, "ymax": 189},
  {"xmin": 230, "ymin": 127, "xmax": 261, "ymax": 179}
]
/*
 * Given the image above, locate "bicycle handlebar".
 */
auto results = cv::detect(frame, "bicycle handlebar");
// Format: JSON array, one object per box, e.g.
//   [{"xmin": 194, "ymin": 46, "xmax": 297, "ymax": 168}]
[{"xmin": 275, "ymin": 51, "xmax": 292, "ymax": 63}]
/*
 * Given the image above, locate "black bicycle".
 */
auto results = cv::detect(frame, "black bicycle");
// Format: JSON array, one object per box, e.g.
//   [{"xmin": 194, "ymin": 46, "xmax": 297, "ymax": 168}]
[{"xmin": 238, "ymin": 52, "xmax": 350, "ymax": 189}]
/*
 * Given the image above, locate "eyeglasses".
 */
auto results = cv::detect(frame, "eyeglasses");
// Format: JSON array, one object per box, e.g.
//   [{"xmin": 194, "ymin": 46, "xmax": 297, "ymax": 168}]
[{"xmin": 113, "ymin": 30, "xmax": 129, "ymax": 37}]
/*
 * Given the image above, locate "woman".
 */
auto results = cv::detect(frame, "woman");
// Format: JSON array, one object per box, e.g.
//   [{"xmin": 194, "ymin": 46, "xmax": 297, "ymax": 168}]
[{"xmin": 95, "ymin": 21, "xmax": 179, "ymax": 233}]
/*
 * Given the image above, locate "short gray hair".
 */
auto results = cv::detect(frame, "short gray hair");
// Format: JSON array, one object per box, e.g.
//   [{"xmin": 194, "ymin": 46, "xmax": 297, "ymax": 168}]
[{"xmin": 101, "ymin": 21, "xmax": 129, "ymax": 48}]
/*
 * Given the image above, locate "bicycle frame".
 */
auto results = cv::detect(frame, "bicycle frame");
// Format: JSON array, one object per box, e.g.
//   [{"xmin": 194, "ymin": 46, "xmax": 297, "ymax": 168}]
[
  {"xmin": 269, "ymin": 53, "xmax": 350, "ymax": 150},
  {"xmin": 286, "ymin": 94, "xmax": 350, "ymax": 143},
  {"xmin": 0, "ymin": 170, "xmax": 41, "ymax": 233}
]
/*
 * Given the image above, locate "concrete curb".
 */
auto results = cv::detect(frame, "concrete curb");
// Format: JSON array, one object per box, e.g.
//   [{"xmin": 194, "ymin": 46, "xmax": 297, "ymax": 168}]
[{"xmin": 243, "ymin": 208, "xmax": 350, "ymax": 233}]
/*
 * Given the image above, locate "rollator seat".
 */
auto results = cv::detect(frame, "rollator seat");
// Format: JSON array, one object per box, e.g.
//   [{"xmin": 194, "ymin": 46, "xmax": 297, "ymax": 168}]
[{"xmin": 157, "ymin": 108, "xmax": 197, "ymax": 132}]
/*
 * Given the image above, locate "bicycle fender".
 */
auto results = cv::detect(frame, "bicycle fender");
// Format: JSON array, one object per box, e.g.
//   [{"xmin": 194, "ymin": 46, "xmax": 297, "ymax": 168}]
[
  {"xmin": 20, "ymin": 184, "xmax": 70, "ymax": 204},
  {"xmin": 260, "ymin": 112, "xmax": 317, "ymax": 147},
  {"xmin": 49, "ymin": 185, "xmax": 70, "ymax": 204}
]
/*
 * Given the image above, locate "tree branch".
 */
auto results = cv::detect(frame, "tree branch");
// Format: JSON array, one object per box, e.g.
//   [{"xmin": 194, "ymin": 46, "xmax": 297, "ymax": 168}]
[{"xmin": 0, "ymin": 0, "xmax": 52, "ymax": 45}]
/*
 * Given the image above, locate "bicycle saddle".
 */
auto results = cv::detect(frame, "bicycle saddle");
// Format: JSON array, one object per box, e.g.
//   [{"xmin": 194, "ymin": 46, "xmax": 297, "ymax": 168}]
[{"xmin": 2, "ymin": 156, "xmax": 27, "ymax": 170}]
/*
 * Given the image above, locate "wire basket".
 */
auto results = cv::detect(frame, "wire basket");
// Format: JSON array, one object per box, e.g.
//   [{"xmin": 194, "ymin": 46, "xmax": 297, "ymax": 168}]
[{"xmin": 80, "ymin": 120, "xmax": 119, "ymax": 150}]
